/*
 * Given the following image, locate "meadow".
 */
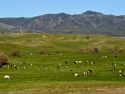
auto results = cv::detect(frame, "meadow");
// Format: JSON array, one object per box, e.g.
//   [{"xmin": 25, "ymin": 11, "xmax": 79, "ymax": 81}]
[{"xmin": 0, "ymin": 33, "xmax": 125, "ymax": 94}]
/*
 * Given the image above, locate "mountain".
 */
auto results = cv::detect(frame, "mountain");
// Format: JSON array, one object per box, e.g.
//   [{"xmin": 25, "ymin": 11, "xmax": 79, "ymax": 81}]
[{"xmin": 0, "ymin": 11, "xmax": 125, "ymax": 36}]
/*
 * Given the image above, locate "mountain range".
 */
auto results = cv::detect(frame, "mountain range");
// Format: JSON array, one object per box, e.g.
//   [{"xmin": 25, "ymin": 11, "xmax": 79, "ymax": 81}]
[{"xmin": 0, "ymin": 11, "xmax": 125, "ymax": 36}]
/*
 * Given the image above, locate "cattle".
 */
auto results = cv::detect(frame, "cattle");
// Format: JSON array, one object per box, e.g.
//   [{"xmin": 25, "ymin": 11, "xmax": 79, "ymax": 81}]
[
  {"xmin": 23, "ymin": 62, "xmax": 26, "ymax": 64},
  {"xmin": 111, "ymin": 67, "xmax": 115, "ymax": 71},
  {"xmin": 110, "ymin": 63, "xmax": 117, "ymax": 66},
  {"xmin": 30, "ymin": 53, "xmax": 33, "ymax": 55},
  {"xmin": 23, "ymin": 66, "xmax": 26, "ymax": 69},
  {"xmin": 66, "ymin": 65, "xmax": 69, "ymax": 68},
  {"xmin": 85, "ymin": 61, "xmax": 89, "ymax": 64},
  {"xmin": 102, "ymin": 55, "xmax": 107, "ymax": 58},
  {"xmin": 115, "ymin": 56, "xmax": 117, "ymax": 58},
  {"xmin": 85, "ymin": 61, "xmax": 95, "ymax": 65},
  {"xmin": 121, "ymin": 62, "xmax": 125, "ymax": 66},
  {"xmin": 118, "ymin": 70, "xmax": 122, "ymax": 76},
  {"xmin": 38, "ymin": 66, "xmax": 41, "ymax": 70},
  {"xmin": 74, "ymin": 61, "xmax": 82, "ymax": 64},
  {"xmin": 78, "ymin": 61, "xmax": 82, "ymax": 63},
  {"xmin": 30, "ymin": 64, "xmax": 32, "ymax": 66},
  {"xmin": 4, "ymin": 75, "xmax": 9, "ymax": 79},
  {"xmin": 59, "ymin": 63, "xmax": 62, "ymax": 68},
  {"xmin": 45, "ymin": 67, "xmax": 49, "ymax": 71},
  {"xmin": 69, "ymin": 70, "xmax": 72, "ymax": 73},
  {"xmin": 56, "ymin": 67, "xmax": 59, "ymax": 70},
  {"xmin": 74, "ymin": 73, "xmax": 79, "ymax": 77},
  {"xmin": 88, "ymin": 69, "xmax": 92, "ymax": 73},
  {"xmin": 64, "ymin": 61, "xmax": 67, "ymax": 64},
  {"xmin": 83, "ymin": 71, "xmax": 88, "ymax": 75}
]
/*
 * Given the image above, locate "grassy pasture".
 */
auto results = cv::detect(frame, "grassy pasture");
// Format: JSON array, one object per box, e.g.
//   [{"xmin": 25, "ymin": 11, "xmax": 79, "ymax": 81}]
[{"xmin": 0, "ymin": 33, "xmax": 125, "ymax": 93}]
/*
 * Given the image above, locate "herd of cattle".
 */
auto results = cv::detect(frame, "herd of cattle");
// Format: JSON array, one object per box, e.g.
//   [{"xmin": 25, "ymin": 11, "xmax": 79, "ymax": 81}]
[{"xmin": 1, "ymin": 54, "xmax": 125, "ymax": 80}]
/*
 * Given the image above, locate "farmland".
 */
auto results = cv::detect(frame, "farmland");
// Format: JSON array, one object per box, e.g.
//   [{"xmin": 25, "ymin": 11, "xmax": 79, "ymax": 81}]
[{"xmin": 0, "ymin": 33, "xmax": 125, "ymax": 94}]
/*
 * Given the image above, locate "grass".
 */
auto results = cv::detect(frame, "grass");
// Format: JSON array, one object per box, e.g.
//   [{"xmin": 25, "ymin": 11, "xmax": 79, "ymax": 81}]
[{"xmin": 0, "ymin": 33, "xmax": 125, "ymax": 93}]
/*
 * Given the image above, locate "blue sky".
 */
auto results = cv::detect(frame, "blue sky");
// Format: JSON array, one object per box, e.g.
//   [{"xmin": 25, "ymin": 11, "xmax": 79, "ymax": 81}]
[{"xmin": 0, "ymin": 0, "xmax": 125, "ymax": 18}]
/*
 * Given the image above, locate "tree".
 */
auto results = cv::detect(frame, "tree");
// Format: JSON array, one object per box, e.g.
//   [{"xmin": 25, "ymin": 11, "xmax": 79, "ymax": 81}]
[{"xmin": 0, "ymin": 52, "xmax": 9, "ymax": 67}]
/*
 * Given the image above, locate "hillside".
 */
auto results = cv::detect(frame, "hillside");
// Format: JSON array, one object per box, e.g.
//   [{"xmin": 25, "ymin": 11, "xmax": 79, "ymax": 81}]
[
  {"xmin": 0, "ymin": 33, "xmax": 125, "ymax": 53},
  {"xmin": 1, "ymin": 33, "xmax": 125, "ymax": 93},
  {"xmin": 0, "ymin": 11, "xmax": 125, "ymax": 36}
]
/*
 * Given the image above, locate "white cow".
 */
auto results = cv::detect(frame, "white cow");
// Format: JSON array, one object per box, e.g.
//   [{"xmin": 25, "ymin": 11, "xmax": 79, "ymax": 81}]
[
  {"xmin": 4, "ymin": 75, "xmax": 9, "ymax": 79},
  {"xmin": 74, "ymin": 73, "xmax": 79, "ymax": 77}
]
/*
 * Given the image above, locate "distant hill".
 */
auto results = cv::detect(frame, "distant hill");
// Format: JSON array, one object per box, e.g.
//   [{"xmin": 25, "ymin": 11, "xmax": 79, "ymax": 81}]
[{"xmin": 0, "ymin": 11, "xmax": 125, "ymax": 36}]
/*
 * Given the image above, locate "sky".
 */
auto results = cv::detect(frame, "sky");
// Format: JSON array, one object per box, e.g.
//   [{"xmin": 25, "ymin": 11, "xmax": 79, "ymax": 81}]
[{"xmin": 0, "ymin": 0, "xmax": 125, "ymax": 18}]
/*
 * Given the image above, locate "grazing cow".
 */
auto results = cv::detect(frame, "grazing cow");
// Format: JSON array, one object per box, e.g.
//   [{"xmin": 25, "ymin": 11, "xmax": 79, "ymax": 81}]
[
  {"xmin": 115, "ymin": 56, "xmax": 117, "ymax": 58},
  {"xmin": 110, "ymin": 63, "xmax": 117, "ymax": 66},
  {"xmin": 83, "ymin": 71, "xmax": 88, "ymax": 75},
  {"xmin": 66, "ymin": 65, "xmax": 69, "ymax": 68},
  {"xmin": 64, "ymin": 61, "xmax": 67, "ymax": 64},
  {"xmin": 111, "ymin": 67, "xmax": 115, "ymax": 71},
  {"xmin": 23, "ymin": 66, "xmax": 26, "ymax": 69},
  {"xmin": 90, "ymin": 61, "xmax": 95, "ymax": 65},
  {"xmin": 4, "ymin": 75, "xmax": 9, "ymax": 79},
  {"xmin": 102, "ymin": 55, "xmax": 107, "ymax": 58},
  {"xmin": 85, "ymin": 61, "xmax": 89, "ymax": 64},
  {"xmin": 73, "ymin": 61, "xmax": 77, "ymax": 64},
  {"xmin": 74, "ymin": 73, "xmax": 79, "ymax": 77},
  {"xmin": 38, "ymin": 67, "xmax": 41, "ymax": 70},
  {"xmin": 45, "ymin": 67, "xmax": 49, "ymax": 71},
  {"xmin": 118, "ymin": 70, "xmax": 122, "ymax": 76},
  {"xmin": 23, "ymin": 62, "xmax": 26, "ymax": 64},
  {"xmin": 69, "ymin": 70, "xmax": 72, "ymax": 73},
  {"xmin": 30, "ymin": 53, "xmax": 33, "ymax": 55},
  {"xmin": 78, "ymin": 61, "xmax": 82, "ymax": 63},
  {"xmin": 88, "ymin": 69, "xmax": 92, "ymax": 73},
  {"xmin": 59, "ymin": 63, "xmax": 62, "ymax": 68},
  {"xmin": 30, "ymin": 64, "xmax": 32, "ymax": 66},
  {"xmin": 75, "ymin": 61, "xmax": 78, "ymax": 63},
  {"xmin": 56, "ymin": 67, "xmax": 59, "ymax": 70},
  {"xmin": 121, "ymin": 62, "xmax": 125, "ymax": 66},
  {"xmin": 74, "ymin": 61, "xmax": 82, "ymax": 64}
]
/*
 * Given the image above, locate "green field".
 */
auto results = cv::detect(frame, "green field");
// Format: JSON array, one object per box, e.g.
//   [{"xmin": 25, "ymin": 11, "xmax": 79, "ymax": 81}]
[{"xmin": 0, "ymin": 33, "xmax": 125, "ymax": 94}]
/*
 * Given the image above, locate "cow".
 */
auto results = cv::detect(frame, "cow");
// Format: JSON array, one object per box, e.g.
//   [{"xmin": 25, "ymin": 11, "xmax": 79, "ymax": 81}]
[
  {"xmin": 4, "ymin": 75, "xmax": 9, "ymax": 79},
  {"xmin": 74, "ymin": 73, "xmax": 79, "ymax": 77}
]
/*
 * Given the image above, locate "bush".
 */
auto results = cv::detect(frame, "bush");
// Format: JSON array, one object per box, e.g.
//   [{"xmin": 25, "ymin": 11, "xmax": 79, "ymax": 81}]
[
  {"xmin": 10, "ymin": 50, "xmax": 20, "ymax": 56},
  {"xmin": 55, "ymin": 50, "xmax": 60, "ymax": 53},
  {"xmin": 109, "ymin": 46, "xmax": 117, "ymax": 53},
  {"xmin": 79, "ymin": 48, "xmax": 86, "ymax": 53},
  {"xmin": 118, "ymin": 48, "xmax": 124, "ymax": 53},
  {"xmin": 89, "ymin": 47, "xmax": 102, "ymax": 53},
  {"xmin": 39, "ymin": 50, "xmax": 45, "ymax": 54},
  {"xmin": 0, "ymin": 52, "xmax": 9, "ymax": 67}
]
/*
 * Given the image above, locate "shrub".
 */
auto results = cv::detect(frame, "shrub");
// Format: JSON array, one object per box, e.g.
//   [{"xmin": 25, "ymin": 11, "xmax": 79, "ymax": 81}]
[
  {"xmin": 79, "ymin": 48, "xmax": 86, "ymax": 53},
  {"xmin": 0, "ymin": 52, "xmax": 9, "ymax": 67},
  {"xmin": 55, "ymin": 50, "xmax": 60, "ymax": 53},
  {"xmin": 109, "ymin": 46, "xmax": 117, "ymax": 53},
  {"xmin": 10, "ymin": 50, "xmax": 20, "ymax": 56},
  {"xmin": 93, "ymin": 47, "xmax": 101, "ymax": 53},
  {"xmin": 39, "ymin": 50, "xmax": 45, "ymax": 54},
  {"xmin": 89, "ymin": 47, "xmax": 101, "ymax": 53},
  {"xmin": 89, "ymin": 48, "xmax": 94, "ymax": 53},
  {"xmin": 118, "ymin": 48, "xmax": 124, "ymax": 53}
]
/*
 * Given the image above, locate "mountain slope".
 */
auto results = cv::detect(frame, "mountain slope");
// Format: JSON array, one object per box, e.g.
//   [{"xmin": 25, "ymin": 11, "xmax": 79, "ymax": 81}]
[{"xmin": 0, "ymin": 11, "xmax": 125, "ymax": 36}]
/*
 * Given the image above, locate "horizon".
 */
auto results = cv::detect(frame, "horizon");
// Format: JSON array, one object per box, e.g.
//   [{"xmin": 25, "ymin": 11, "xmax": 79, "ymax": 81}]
[{"xmin": 0, "ymin": 0, "xmax": 125, "ymax": 18}]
